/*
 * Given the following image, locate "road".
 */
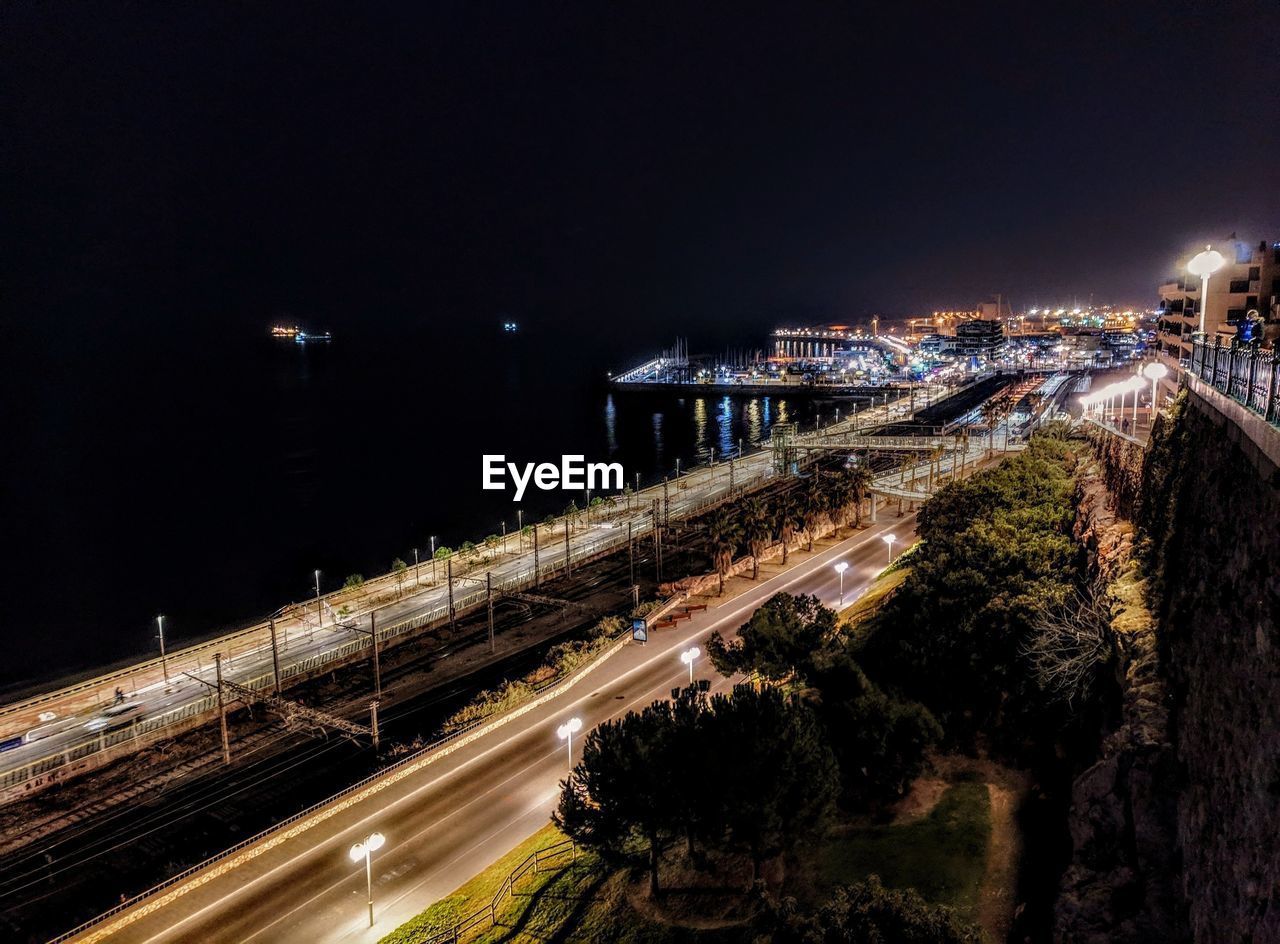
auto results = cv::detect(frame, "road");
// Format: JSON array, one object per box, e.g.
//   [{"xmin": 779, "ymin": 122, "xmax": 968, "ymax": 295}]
[
  {"xmin": 1, "ymin": 389, "xmax": 958, "ymax": 793},
  {"xmin": 75, "ymin": 511, "xmax": 919, "ymax": 944}
]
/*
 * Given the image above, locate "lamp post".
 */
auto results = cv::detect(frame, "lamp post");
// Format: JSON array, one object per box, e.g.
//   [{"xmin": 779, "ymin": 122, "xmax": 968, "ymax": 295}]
[
  {"xmin": 348, "ymin": 832, "xmax": 386, "ymax": 928},
  {"xmin": 557, "ymin": 717, "xmax": 583, "ymax": 766},
  {"xmin": 1142, "ymin": 362, "xmax": 1169, "ymax": 421},
  {"xmin": 314, "ymin": 569, "xmax": 322, "ymax": 630},
  {"xmin": 412, "ymin": 548, "xmax": 420, "ymax": 586},
  {"xmin": 1187, "ymin": 246, "xmax": 1225, "ymax": 336},
  {"xmin": 680, "ymin": 646, "xmax": 700, "ymax": 685},
  {"xmin": 156, "ymin": 614, "xmax": 170, "ymax": 688},
  {"xmin": 882, "ymin": 533, "xmax": 897, "ymax": 564},
  {"xmin": 833, "ymin": 561, "xmax": 849, "ymax": 604}
]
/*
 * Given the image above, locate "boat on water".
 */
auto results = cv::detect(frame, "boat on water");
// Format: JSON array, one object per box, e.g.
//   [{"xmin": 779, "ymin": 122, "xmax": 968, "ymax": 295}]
[{"xmin": 270, "ymin": 324, "xmax": 333, "ymax": 344}]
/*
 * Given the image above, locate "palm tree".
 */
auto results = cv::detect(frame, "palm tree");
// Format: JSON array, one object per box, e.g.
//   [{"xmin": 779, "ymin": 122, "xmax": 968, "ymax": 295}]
[
  {"xmin": 740, "ymin": 495, "xmax": 772, "ymax": 580},
  {"xmin": 706, "ymin": 509, "xmax": 741, "ymax": 595},
  {"xmin": 828, "ymin": 475, "xmax": 854, "ymax": 531},
  {"xmin": 773, "ymin": 491, "xmax": 800, "ymax": 564},
  {"xmin": 846, "ymin": 465, "xmax": 873, "ymax": 527},
  {"xmin": 801, "ymin": 478, "xmax": 827, "ymax": 552},
  {"xmin": 980, "ymin": 399, "xmax": 1002, "ymax": 456}
]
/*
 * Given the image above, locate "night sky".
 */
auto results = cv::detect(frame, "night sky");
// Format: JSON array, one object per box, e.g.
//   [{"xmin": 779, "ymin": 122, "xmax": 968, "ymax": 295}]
[{"xmin": 5, "ymin": 2, "xmax": 1279, "ymax": 349}]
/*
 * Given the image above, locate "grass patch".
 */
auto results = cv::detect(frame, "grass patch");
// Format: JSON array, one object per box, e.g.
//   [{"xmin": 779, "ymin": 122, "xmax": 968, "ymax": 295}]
[
  {"xmin": 378, "ymin": 826, "xmax": 567, "ymax": 943},
  {"xmin": 379, "ymin": 824, "xmax": 736, "ymax": 944},
  {"xmin": 812, "ymin": 781, "xmax": 991, "ymax": 920},
  {"xmin": 838, "ymin": 562, "xmax": 911, "ymax": 632},
  {"xmin": 382, "ymin": 783, "xmax": 990, "ymax": 944}
]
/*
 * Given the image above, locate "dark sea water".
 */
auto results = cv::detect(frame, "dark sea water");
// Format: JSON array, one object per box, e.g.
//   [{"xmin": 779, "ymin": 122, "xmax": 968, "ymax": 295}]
[{"xmin": 0, "ymin": 320, "xmax": 824, "ymax": 691}]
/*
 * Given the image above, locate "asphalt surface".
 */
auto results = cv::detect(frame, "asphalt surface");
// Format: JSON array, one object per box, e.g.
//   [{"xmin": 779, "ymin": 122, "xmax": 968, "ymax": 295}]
[{"xmin": 84, "ymin": 512, "xmax": 919, "ymax": 944}]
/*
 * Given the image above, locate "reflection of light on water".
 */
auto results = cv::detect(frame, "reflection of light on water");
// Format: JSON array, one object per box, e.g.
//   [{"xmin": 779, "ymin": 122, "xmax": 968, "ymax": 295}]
[
  {"xmin": 718, "ymin": 396, "xmax": 734, "ymax": 459},
  {"xmin": 651, "ymin": 412, "xmax": 664, "ymax": 462},
  {"xmin": 604, "ymin": 395, "xmax": 618, "ymax": 454},
  {"xmin": 746, "ymin": 400, "xmax": 763, "ymax": 443},
  {"xmin": 777, "ymin": 400, "xmax": 790, "ymax": 424},
  {"xmin": 693, "ymin": 398, "xmax": 708, "ymax": 451}
]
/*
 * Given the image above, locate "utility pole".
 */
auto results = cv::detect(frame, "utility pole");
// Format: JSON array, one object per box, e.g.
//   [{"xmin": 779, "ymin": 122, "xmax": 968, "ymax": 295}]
[
  {"xmin": 447, "ymin": 559, "xmax": 455, "ymax": 629},
  {"xmin": 413, "ymin": 548, "xmax": 420, "ymax": 586},
  {"xmin": 314, "ymin": 570, "xmax": 322, "ymax": 630},
  {"xmin": 369, "ymin": 611, "xmax": 382, "ymax": 701},
  {"xmin": 564, "ymin": 520, "xmax": 572, "ymax": 576},
  {"xmin": 533, "ymin": 526, "xmax": 541, "ymax": 588},
  {"xmin": 627, "ymin": 520, "xmax": 634, "ymax": 588},
  {"xmin": 662, "ymin": 477, "xmax": 670, "ymax": 528},
  {"xmin": 486, "ymin": 572, "xmax": 495, "ymax": 653},
  {"xmin": 369, "ymin": 701, "xmax": 380, "ymax": 752},
  {"xmin": 729, "ymin": 458, "xmax": 735, "ymax": 496},
  {"xmin": 215, "ymin": 653, "xmax": 230, "ymax": 765},
  {"xmin": 269, "ymin": 617, "xmax": 282, "ymax": 694}
]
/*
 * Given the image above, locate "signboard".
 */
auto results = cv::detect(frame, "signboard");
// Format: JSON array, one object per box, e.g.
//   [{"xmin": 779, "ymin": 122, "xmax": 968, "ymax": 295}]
[{"xmin": 631, "ymin": 618, "xmax": 648, "ymax": 643}]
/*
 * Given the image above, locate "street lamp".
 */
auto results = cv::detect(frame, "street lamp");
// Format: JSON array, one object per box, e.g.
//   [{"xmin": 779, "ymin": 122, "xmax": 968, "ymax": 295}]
[
  {"xmin": 1187, "ymin": 246, "xmax": 1225, "ymax": 336},
  {"xmin": 314, "ymin": 569, "xmax": 322, "ymax": 630},
  {"xmin": 155, "ymin": 614, "xmax": 170, "ymax": 688},
  {"xmin": 1142, "ymin": 362, "xmax": 1169, "ymax": 419},
  {"xmin": 882, "ymin": 533, "xmax": 897, "ymax": 564},
  {"xmin": 412, "ymin": 547, "xmax": 420, "ymax": 586},
  {"xmin": 680, "ymin": 646, "xmax": 700, "ymax": 685},
  {"xmin": 833, "ymin": 561, "xmax": 849, "ymax": 604},
  {"xmin": 349, "ymin": 832, "xmax": 386, "ymax": 928},
  {"xmin": 557, "ymin": 717, "xmax": 583, "ymax": 766}
]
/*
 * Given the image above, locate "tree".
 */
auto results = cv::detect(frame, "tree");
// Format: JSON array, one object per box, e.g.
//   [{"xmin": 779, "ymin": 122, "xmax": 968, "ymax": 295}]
[
  {"xmin": 754, "ymin": 876, "xmax": 982, "ymax": 944},
  {"xmin": 741, "ymin": 495, "xmax": 772, "ymax": 580},
  {"xmin": 846, "ymin": 464, "xmax": 873, "ymax": 528},
  {"xmin": 773, "ymin": 491, "xmax": 800, "ymax": 564},
  {"xmin": 828, "ymin": 474, "xmax": 854, "ymax": 530},
  {"xmin": 981, "ymin": 397, "xmax": 1003, "ymax": 455},
  {"xmin": 554, "ymin": 703, "xmax": 681, "ymax": 896},
  {"xmin": 343, "ymin": 573, "xmax": 365, "ymax": 589},
  {"xmin": 433, "ymin": 546, "xmax": 452, "ymax": 561},
  {"xmin": 824, "ymin": 682, "xmax": 941, "ymax": 808},
  {"xmin": 1021, "ymin": 586, "xmax": 1118, "ymax": 707},
  {"xmin": 706, "ymin": 508, "xmax": 741, "ymax": 595},
  {"xmin": 800, "ymin": 478, "xmax": 827, "ymax": 551},
  {"xmin": 709, "ymin": 684, "xmax": 838, "ymax": 884},
  {"xmin": 707, "ymin": 593, "xmax": 838, "ymax": 683},
  {"xmin": 390, "ymin": 557, "xmax": 408, "ymax": 595}
]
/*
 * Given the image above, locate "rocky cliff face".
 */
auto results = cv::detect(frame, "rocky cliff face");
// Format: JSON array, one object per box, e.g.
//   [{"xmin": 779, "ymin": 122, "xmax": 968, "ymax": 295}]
[
  {"xmin": 1139, "ymin": 392, "xmax": 1280, "ymax": 942},
  {"xmin": 1054, "ymin": 460, "xmax": 1184, "ymax": 943}
]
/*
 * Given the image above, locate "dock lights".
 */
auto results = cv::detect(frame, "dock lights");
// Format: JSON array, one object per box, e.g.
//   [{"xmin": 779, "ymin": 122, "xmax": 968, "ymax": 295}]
[
  {"xmin": 557, "ymin": 717, "xmax": 583, "ymax": 765},
  {"xmin": 1142, "ymin": 362, "xmax": 1169, "ymax": 415},
  {"xmin": 680, "ymin": 646, "xmax": 701, "ymax": 684},
  {"xmin": 349, "ymin": 831, "xmax": 386, "ymax": 928},
  {"xmin": 1187, "ymin": 247, "xmax": 1226, "ymax": 335},
  {"xmin": 833, "ymin": 561, "xmax": 849, "ymax": 604},
  {"xmin": 882, "ymin": 533, "xmax": 897, "ymax": 564}
]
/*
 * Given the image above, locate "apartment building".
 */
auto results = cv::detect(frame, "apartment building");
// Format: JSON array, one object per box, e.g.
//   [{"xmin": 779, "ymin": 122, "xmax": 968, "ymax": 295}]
[{"xmin": 1154, "ymin": 238, "xmax": 1280, "ymax": 397}]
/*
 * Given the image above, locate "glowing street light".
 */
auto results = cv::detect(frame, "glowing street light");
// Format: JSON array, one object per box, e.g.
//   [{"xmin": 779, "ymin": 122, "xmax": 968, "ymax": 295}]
[
  {"xmin": 1187, "ymin": 246, "xmax": 1225, "ymax": 336},
  {"xmin": 348, "ymin": 831, "xmax": 386, "ymax": 928},
  {"xmin": 557, "ymin": 717, "xmax": 583, "ymax": 765},
  {"xmin": 833, "ymin": 561, "xmax": 849, "ymax": 604},
  {"xmin": 680, "ymin": 646, "xmax": 700, "ymax": 685},
  {"xmin": 882, "ymin": 533, "xmax": 897, "ymax": 564},
  {"xmin": 1142, "ymin": 362, "xmax": 1169, "ymax": 419}
]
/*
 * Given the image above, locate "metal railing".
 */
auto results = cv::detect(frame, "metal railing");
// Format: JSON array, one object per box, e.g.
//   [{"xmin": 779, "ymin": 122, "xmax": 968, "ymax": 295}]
[
  {"xmin": 1189, "ymin": 338, "xmax": 1280, "ymax": 426},
  {"xmin": 418, "ymin": 838, "xmax": 576, "ymax": 944}
]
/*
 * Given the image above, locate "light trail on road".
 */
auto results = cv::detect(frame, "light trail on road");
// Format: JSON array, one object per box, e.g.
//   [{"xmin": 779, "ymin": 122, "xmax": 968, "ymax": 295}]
[{"xmin": 78, "ymin": 511, "xmax": 919, "ymax": 944}]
